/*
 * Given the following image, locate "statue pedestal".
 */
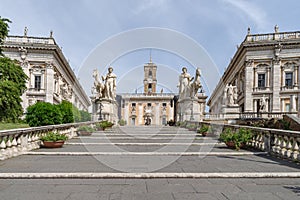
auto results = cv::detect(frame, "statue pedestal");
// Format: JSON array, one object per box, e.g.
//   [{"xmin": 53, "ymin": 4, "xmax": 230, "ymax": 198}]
[
  {"xmin": 176, "ymin": 94, "xmax": 207, "ymax": 122},
  {"xmin": 221, "ymin": 105, "xmax": 240, "ymax": 119},
  {"xmin": 92, "ymin": 98, "xmax": 118, "ymax": 124}
]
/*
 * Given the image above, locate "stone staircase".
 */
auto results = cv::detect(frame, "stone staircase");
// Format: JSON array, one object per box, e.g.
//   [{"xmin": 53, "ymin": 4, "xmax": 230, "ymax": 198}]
[{"xmin": 0, "ymin": 126, "xmax": 300, "ymax": 199}]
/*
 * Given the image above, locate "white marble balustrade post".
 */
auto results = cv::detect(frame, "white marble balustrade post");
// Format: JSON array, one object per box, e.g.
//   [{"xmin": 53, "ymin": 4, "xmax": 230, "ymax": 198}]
[{"xmin": 0, "ymin": 137, "xmax": 7, "ymax": 160}]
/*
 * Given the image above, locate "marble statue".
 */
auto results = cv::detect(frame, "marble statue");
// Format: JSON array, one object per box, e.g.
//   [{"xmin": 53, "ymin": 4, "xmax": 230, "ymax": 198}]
[
  {"xmin": 102, "ymin": 66, "xmax": 117, "ymax": 100},
  {"xmin": 260, "ymin": 95, "xmax": 267, "ymax": 112},
  {"xmin": 178, "ymin": 67, "xmax": 193, "ymax": 99},
  {"xmin": 224, "ymin": 84, "xmax": 237, "ymax": 106},
  {"xmin": 92, "ymin": 69, "xmax": 105, "ymax": 99},
  {"xmin": 190, "ymin": 68, "xmax": 202, "ymax": 98}
]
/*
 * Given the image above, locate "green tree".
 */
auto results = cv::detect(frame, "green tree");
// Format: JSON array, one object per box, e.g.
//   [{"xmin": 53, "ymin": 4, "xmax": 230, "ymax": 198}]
[
  {"xmin": 0, "ymin": 57, "xmax": 27, "ymax": 122},
  {"xmin": 72, "ymin": 106, "xmax": 81, "ymax": 122},
  {"xmin": 0, "ymin": 17, "xmax": 11, "ymax": 55},
  {"xmin": 58, "ymin": 100, "xmax": 74, "ymax": 123},
  {"xmin": 0, "ymin": 17, "xmax": 27, "ymax": 122},
  {"xmin": 25, "ymin": 102, "xmax": 63, "ymax": 127},
  {"xmin": 80, "ymin": 110, "xmax": 91, "ymax": 122}
]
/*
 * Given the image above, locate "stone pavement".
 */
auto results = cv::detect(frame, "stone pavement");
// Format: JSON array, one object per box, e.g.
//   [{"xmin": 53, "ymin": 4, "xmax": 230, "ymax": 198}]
[{"xmin": 0, "ymin": 126, "xmax": 300, "ymax": 200}]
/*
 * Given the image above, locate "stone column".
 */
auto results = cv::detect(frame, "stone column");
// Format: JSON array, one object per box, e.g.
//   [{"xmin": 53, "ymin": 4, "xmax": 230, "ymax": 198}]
[
  {"xmin": 45, "ymin": 63, "xmax": 54, "ymax": 103},
  {"xmin": 254, "ymin": 67, "xmax": 257, "ymax": 89},
  {"xmin": 294, "ymin": 66, "xmax": 299, "ymax": 89},
  {"xmin": 298, "ymin": 93, "xmax": 300, "ymax": 117},
  {"xmin": 20, "ymin": 61, "xmax": 30, "ymax": 111},
  {"xmin": 281, "ymin": 67, "xmax": 284, "ymax": 88},
  {"xmin": 253, "ymin": 99, "xmax": 257, "ymax": 113},
  {"xmin": 281, "ymin": 98, "xmax": 285, "ymax": 112},
  {"xmin": 291, "ymin": 95, "xmax": 297, "ymax": 112},
  {"xmin": 266, "ymin": 67, "xmax": 270, "ymax": 89},
  {"xmin": 244, "ymin": 61, "xmax": 254, "ymax": 112},
  {"xmin": 272, "ymin": 59, "xmax": 281, "ymax": 112}
]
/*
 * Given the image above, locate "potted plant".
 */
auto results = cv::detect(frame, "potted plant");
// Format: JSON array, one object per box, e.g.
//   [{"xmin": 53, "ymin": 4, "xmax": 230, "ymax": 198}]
[
  {"xmin": 186, "ymin": 124, "xmax": 197, "ymax": 131},
  {"xmin": 40, "ymin": 131, "xmax": 68, "ymax": 148},
  {"xmin": 197, "ymin": 124, "xmax": 210, "ymax": 136},
  {"xmin": 96, "ymin": 121, "xmax": 114, "ymax": 131},
  {"xmin": 219, "ymin": 128, "xmax": 253, "ymax": 150},
  {"xmin": 167, "ymin": 119, "xmax": 175, "ymax": 126},
  {"xmin": 77, "ymin": 125, "xmax": 95, "ymax": 136},
  {"xmin": 118, "ymin": 119, "xmax": 126, "ymax": 126}
]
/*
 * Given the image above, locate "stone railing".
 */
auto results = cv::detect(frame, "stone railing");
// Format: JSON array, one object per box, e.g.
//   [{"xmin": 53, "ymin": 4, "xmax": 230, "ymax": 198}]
[
  {"xmin": 0, "ymin": 121, "xmax": 97, "ymax": 161},
  {"xmin": 245, "ymin": 31, "xmax": 300, "ymax": 42},
  {"xmin": 222, "ymin": 124, "xmax": 300, "ymax": 162},
  {"xmin": 5, "ymin": 35, "xmax": 56, "ymax": 45},
  {"xmin": 183, "ymin": 121, "xmax": 300, "ymax": 162}
]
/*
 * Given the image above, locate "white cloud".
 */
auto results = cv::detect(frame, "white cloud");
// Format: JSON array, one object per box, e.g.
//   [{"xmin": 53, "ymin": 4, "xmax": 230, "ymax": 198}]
[
  {"xmin": 223, "ymin": 0, "xmax": 270, "ymax": 31},
  {"xmin": 132, "ymin": 0, "xmax": 169, "ymax": 15}
]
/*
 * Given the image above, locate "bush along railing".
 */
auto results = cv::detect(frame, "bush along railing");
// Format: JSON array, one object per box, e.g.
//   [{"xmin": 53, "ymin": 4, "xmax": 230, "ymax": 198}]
[
  {"xmin": 0, "ymin": 121, "xmax": 98, "ymax": 161},
  {"xmin": 201, "ymin": 122, "xmax": 300, "ymax": 162}
]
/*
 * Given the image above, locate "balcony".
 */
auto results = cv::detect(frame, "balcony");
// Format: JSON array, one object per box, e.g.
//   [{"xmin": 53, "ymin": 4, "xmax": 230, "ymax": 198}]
[
  {"xmin": 253, "ymin": 87, "xmax": 269, "ymax": 92},
  {"xmin": 27, "ymin": 88, "xmax": 46, "ymax": 95},
  {"xmin": 281, "ymin": 85, "xmax": 297, "ymax": 91}
]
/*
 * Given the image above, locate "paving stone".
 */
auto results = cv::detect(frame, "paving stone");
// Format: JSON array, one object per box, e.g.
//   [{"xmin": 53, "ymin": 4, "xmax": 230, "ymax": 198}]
[{"xmin": 0, "ymin": 126, "xmax": 300, "ymax": 199}]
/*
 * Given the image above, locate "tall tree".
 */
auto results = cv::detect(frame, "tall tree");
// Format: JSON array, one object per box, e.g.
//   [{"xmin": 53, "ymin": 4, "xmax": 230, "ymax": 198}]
[
  {"xmin": 0, "ymin": 17, "xmax": 28, "ymax": 122},
  {"xmin": 0, "ymin": 17, "xmax": 11, "ymax": 55}
]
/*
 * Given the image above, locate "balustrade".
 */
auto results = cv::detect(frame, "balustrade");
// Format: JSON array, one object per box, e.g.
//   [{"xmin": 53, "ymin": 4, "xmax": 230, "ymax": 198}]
[
  {"xmin": 0, "ymin": 121, "xmax": 97, "ymax": 161},
  {"xmin": 187, "ymin": 121, "xmax": 300, "ymax": 162}
]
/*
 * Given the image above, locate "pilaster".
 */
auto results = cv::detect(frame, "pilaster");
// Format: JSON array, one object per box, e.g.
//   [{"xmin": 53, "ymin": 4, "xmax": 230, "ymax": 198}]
[
  {"xmin": 244, "ymin": 60, "xmax": 253, "ymax": 112},
  {"xmin": 272, "ymin": 59, "xmax": 281, "ymax": 112},
  {"xmin": 45, "ymin": 63, "xmax": 54, "ymax": 103}
]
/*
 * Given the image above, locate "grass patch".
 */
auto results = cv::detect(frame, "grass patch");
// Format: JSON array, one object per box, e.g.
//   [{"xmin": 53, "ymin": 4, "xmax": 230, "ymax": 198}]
[{"xmin": 0, "ymin": 123, "xmax": 30, "ymax": 131}]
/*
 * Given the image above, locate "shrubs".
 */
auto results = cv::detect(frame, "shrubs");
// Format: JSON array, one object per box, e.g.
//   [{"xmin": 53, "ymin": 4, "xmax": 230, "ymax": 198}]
[
  {"xmin": 197, "ymin": 124, "xmax": 210, "ymax": 136},
  {"xmin": 77, "ymin": 125, "xmax": 95, "ymax": 132},
  {"xmin": 26, "ymin": 101, "xmax": 91, "ymax": 127},
  {"xmin": 58, "ymin": 100, "xmax": 74, "ymax": 124},
  {"xmin": 96, "ymin": 121, "xmax": 114, "ymax": 130},
  {"xmin": 118, "ymin": 119, "xmax": 126, "ymax": 126},
  {"xmin": 40, "ymin": 131, "xmax": 68, "ymax": 142},
  {"xmin": 219, "ymin": 128, "xmax": 253, "ymax": 150},
  {"xmin": 25, "ymin": 102, "xmax": 63, "ymax": 127}
]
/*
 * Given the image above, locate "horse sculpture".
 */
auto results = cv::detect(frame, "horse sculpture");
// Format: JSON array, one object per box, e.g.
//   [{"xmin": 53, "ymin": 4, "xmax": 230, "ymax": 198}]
[
  {"xmin": 190, "ymin": 68, "xmax": 202, "ymax": 98},
  {"xmin": 92, "ymin": 69, "xmax": 105, "ymax": 99}
]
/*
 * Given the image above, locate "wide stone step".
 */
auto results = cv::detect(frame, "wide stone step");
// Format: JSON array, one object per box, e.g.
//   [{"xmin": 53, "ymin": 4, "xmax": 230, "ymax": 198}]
[{"xmin": 0, "ymin": 153, "xmax": 298, "ymax": 174}]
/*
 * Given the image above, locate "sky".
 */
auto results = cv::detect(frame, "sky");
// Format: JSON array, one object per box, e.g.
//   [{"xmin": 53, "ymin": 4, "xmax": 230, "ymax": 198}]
[{"xmin": 1, "ymin": 0, "xmax": 300, "ymax": 97}]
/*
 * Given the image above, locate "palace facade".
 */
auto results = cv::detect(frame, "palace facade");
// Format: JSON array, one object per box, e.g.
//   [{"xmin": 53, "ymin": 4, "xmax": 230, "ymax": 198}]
[
  {"xmin": 2, "ymin": 31, "xmax": 90, "ymax": 112},
  {"xmin": 208, "ymin": 26, "xmax": 300, "ymax": 118},
  {"xmin": 119, "ymin": 60, "xmax": 175, "ymax": 126}
]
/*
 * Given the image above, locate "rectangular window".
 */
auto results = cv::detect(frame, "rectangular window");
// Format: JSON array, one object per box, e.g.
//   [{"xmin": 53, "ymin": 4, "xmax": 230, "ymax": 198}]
[
  {"xmin": 162, "ymin": 103, "xmax": 167, "ymax": 107},
  {"xmin": 34, "ymin": 75, "xmax": 41, "ymax": 90},
  {"xmin": 257, "ymin": 74, "xmax": 265, "ymax": 88},
  {"xmin": 148, "ymin": 83, "xmax": 152, "ymax": 92},
  {"xmin": 147, "ymin": 103, "xmax": 151, "ymax": 107},
  {"xmin": 131, "ymin": 103, "xmax": 136, "ymax": 107},
  {"xmin": 285, "ymin": 103, "xmax": 290, "ymax": 112},
  {"xmin": 149, "ymin": 70, "xmax": 152, "ymax": 78},
  {"xmin": 285, "ymin": 72, "xmax": 293, "ymax": 87}
]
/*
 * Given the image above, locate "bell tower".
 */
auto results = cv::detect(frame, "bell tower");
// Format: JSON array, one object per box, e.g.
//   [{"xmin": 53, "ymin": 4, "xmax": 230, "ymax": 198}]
[{"xmin": 143, "ymin": 54, "xmax": 157, "ymax": 94}]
